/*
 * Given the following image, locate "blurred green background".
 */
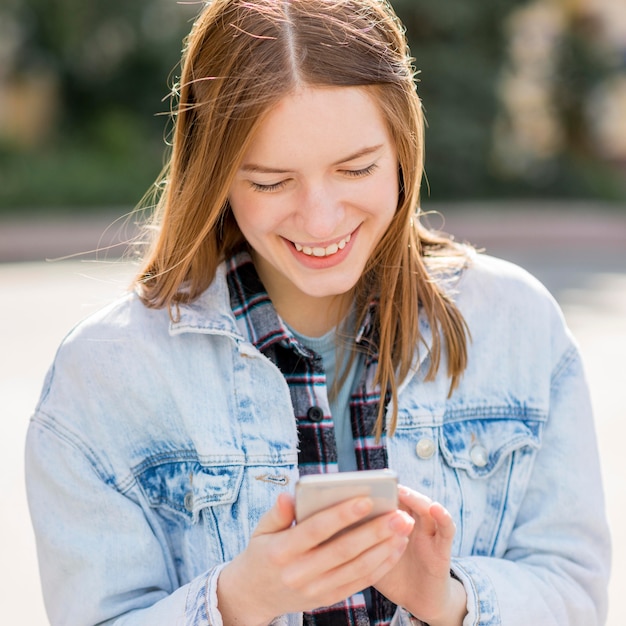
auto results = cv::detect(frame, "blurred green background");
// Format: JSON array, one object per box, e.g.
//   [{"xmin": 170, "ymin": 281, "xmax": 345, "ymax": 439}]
[{"xmin": 1, "ymin": 0, "xmax": 625, "ymax": 215}]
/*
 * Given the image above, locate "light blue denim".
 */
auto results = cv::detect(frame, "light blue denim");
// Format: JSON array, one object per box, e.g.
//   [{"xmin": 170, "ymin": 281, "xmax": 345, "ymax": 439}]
[{"xmin": 25, "ymin": 253, "xmax": 611, "ymax": 625}]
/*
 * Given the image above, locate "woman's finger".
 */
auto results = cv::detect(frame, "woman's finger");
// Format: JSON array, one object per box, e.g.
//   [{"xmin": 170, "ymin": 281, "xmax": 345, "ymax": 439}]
[
  {"xmin": 253, "ymin": 492, "xmax": 296, "ymax": 536},
  {"xmin": 291, "ymin": 495, "xmax": 376, "ymax": 550},
  {"xmin": 289, "ymin": 508, "xmax": 414, "ymax": 582},
  {"xmin": 398, "ymin": 485, "xmax": 439, "ymax": 533},
  {"xmin": 285, "ymin": 531, "xmax": 410, "ymax": 608},
  {"xmin": 430, "ymin": 501, "xmax": 457, "ymax": 540}
]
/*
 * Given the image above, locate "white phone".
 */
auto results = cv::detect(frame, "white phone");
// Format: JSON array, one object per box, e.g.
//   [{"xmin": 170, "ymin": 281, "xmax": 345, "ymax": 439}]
[{"xmin": 294, "ymin": 469, "xmax": 398, "ymax": 524}]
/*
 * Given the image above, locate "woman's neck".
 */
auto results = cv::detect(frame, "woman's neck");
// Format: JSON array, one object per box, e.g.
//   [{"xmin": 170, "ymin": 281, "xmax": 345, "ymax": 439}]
[
  {"xmin": 250, "ymin": 251, "xmax": 354, "ymax": 337},
  {"xmin": 275, "ymin": 291, "xmax": 352, "ymax": 337}
]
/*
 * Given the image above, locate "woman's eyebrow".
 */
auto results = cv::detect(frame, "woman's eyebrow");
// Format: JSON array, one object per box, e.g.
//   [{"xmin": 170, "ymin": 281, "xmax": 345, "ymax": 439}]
[
  {"xmin": 332, "ymin": 144, "xmax": 384, "ymax": 166},
  {"xmin": 239, "ymin": 163, "xmax": 293, "ymax": 174},
  {"xmin": 239, "ymin": 144, "xmax": 385, "ymax": 174}
]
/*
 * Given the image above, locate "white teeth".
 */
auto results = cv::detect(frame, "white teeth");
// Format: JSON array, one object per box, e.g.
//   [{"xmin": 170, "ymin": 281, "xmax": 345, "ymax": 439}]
[{"xmin": 294, "ymin": 234, "xmax": 351, "ymax": 257}]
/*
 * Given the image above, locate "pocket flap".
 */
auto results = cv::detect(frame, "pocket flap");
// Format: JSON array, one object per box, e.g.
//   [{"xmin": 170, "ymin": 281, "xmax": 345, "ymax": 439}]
[
  {"xmin": 135, "ymin": 458, "xmax": 244, "ymax": 519},
  {"xmin": 440, "ymin": 416, "xmax": 543, "ymax": 479}
]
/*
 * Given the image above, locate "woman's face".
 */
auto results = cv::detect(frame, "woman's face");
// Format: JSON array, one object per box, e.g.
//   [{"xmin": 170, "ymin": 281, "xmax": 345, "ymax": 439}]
[{"xmin": 228, "ymin": 86, "xmax": 399, "ymax": 330}]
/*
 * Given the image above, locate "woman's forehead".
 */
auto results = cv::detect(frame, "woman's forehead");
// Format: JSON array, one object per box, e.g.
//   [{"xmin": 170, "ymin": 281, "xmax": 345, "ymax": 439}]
[{"xmin": 241, "ymin": 86, "xmax": 393, "ymax": 166}]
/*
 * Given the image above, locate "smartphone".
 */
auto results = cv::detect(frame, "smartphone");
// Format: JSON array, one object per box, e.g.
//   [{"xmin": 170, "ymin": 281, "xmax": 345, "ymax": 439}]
[{"xmin": 294, "ymin": 469, "xmax": 398, "ymax": 524}]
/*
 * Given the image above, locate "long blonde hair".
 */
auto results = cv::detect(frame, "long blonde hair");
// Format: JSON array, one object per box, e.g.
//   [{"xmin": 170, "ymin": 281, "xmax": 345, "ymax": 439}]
[{"xmin": 137, "ymin": 0, "xmax": 470, "ymax": 437}]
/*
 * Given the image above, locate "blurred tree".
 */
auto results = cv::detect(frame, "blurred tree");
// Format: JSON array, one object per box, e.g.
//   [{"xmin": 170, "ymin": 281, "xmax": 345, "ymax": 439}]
[
  {"xmin": 0, "ymin": 0, "xmax": 197, "ymax": 211},
  {"xmin": 392, "ymin": 0, "xmax": 529, "ymax": 201},
  {"xmin": 391, "ymin": 0, "xmax": 624, "ymax": 202},
  {"xmin": 550, "ymin": 12, "xmax": 623, "ymax": 198},
  {"xmin": 10, "ymin": 0, "xmax": 197, "ymax": 149},
  {"xmin": 491, "ymin": 1, "xmax": 624, "ymax": 200}
]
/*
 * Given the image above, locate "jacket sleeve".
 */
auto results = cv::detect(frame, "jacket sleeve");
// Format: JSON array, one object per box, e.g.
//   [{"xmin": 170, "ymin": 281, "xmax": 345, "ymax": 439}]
[
  {"xmin": 447, "ymin": 345, "xmax": 610, "ymax": 626},
  {"xmin": 25, "ymin": 417, "xmax": 229, "ymax": 626}
]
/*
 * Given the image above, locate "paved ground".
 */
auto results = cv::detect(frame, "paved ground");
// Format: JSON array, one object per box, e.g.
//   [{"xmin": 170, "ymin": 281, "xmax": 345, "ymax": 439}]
[{"xmin": 1, "ymin": 202, "xmax": 625, "ymax": 624}]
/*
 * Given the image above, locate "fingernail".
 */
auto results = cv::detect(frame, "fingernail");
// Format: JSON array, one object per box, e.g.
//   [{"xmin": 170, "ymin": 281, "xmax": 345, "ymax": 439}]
[
  {"xmin": 389, "ymin": 512, "xmax": 414, "ymax": 534},
  {"xmin": 353, "ymin": 497, "xmax": 372, "ymax": 515}
]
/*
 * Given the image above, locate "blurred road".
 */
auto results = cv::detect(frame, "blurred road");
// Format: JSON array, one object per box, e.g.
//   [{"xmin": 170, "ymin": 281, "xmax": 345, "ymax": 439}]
[{"xmin": 1, "ymin": 202, "xmax": 625, "ymax": 624}]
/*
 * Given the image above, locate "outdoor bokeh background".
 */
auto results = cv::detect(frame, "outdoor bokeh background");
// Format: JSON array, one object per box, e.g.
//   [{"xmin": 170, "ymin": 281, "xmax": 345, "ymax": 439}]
[
  {"xmin": 1, "ymin": 0, "xmax": 626, "ymax": 212},
  {"xmin": 1, "ymin": 0, "xmax": 625, "ymax": 624}
]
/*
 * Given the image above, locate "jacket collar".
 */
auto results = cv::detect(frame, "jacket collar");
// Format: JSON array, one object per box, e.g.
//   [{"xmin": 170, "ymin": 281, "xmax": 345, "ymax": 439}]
[
  {"xmin": 167, "ymin": 249, "xmax": 469, "ymax": 371},
  {"xmin": 168, "ymin": 263, "xmax": 243, "ymax": 339}
]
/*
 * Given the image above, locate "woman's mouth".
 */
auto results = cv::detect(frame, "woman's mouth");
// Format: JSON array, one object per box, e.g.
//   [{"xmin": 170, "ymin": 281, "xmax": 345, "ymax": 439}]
[{"xmin": 293, "ymin": 233, "xmax": 352, "ymax": 258}]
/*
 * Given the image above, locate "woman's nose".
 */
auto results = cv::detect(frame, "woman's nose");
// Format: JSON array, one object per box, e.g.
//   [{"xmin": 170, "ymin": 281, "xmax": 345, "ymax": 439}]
[{"xmin": 298, "ymin": 182, "xmax": 344, "ymax": 240}]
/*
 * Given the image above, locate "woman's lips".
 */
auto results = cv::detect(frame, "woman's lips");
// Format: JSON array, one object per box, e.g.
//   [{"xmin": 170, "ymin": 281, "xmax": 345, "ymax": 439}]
[
  {"xmin": 286, "ymin": 227, "xmax": 359, "ymax": 268},
  {"xmin": 293, "ymin": 233, "xmax": 352, "ymax": 258}
]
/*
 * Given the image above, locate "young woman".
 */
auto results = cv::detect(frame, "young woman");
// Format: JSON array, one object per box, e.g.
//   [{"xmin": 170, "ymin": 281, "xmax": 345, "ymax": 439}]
[{"xmin": 26, "ymin": 1, "xmax": 610, "ymax": 625}]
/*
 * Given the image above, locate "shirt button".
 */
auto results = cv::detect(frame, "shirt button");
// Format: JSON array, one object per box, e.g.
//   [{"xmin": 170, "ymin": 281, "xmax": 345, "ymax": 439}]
[
  {"xmin": 184, "ymin": 492, "xmax": 194, "ymax": 512},
  {"xmin": 307, "ymin": 406, "xmax": 324, "ymax": 422},
  {"xmin": 415, "ymin": 437, "xmax": 436, "ymax": 459},
  {"xmin": 470, "ymin": 444, "xmax": 489, "ymax": 468}
]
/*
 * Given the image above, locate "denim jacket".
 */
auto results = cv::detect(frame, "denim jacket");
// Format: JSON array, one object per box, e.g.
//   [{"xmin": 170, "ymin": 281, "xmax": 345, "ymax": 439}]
[{"xmin": 25, "ymin": 253, "xmax": 611, "ymax": 626}]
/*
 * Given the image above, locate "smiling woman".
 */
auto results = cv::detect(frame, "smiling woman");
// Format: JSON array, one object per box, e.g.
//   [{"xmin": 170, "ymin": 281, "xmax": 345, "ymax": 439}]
[
  {"xmin": 24, "ymin": 1, "xmax": 610, "ymax": 626},
  {"xmin": 136, "ymin": 0, "xmax": 471, "ymax": 442}
]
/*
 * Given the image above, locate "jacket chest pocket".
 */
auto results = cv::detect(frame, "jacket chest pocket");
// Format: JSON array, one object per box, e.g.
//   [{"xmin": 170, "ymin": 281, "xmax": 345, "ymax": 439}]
[
  {"xmin": 134, "ymin": 458, "xmax": 244, "ymax": 583},
  {"xmin": 439, "ymin": 415, "xmax": 544, "ymax": 557}
]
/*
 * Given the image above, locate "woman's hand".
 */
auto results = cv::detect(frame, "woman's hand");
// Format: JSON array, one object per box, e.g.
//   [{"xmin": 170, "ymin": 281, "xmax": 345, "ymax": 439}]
[
  {"xmin": 216, "ymin": 491, "xmax": 415, "ymax": 626},
  {"xmin": 373, "ymin": 485, "xmax": 467, "ymax": 626}
]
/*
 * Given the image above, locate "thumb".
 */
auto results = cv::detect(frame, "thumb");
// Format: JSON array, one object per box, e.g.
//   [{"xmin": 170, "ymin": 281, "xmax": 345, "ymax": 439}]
[{"xmin": 253, "ymin": 492, "xmax": 295, "ymax": 537}]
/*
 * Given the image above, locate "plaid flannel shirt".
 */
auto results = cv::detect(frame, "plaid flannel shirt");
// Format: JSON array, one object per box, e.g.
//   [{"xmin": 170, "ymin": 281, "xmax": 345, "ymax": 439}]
[{"xmin": 227, "ymin": 251, "xmax": 397, "ymax": 625}]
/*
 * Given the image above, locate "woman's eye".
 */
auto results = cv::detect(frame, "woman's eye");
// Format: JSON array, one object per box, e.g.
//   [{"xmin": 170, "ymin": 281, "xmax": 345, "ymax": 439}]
[
  {"xmin": 343, "ymin": 163, "xmax": 378, "ymax": 178},
  {"xmin": 249, "ymin": 180, "xmax": 288, "ymax": 193}
]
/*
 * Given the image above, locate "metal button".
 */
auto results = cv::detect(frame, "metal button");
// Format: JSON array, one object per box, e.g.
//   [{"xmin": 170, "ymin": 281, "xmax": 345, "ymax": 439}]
[
  {"xmin": 470, "ymin": 444, "xmax": 489, "ymax": 468},
  {"xmin": 183, "ymin": 492, "xmax": 194, "ymax": 512},
  {"xmin": 307, "ymin": 406, "xmax": 324, "ymax": 422},
  {"xmin": 415, "ymin": 437, "xmax": 436, "ymax": 459}
]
